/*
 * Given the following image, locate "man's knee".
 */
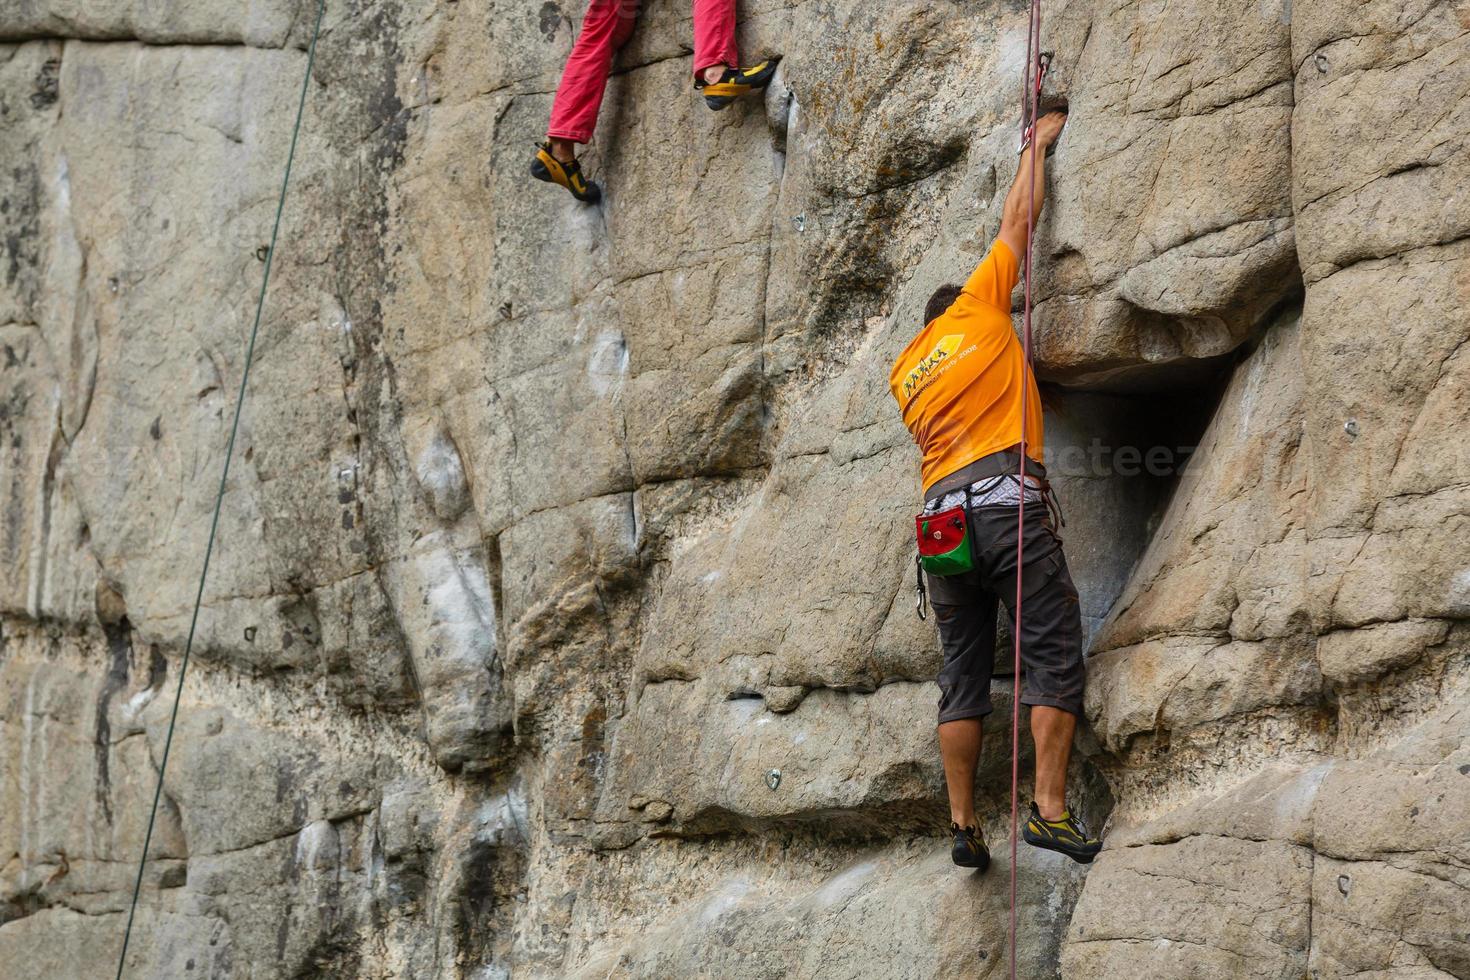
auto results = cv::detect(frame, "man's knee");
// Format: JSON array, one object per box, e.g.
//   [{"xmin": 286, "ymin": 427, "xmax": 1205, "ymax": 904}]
[
  {"xmin": 934, "ymin": 598, "xmax": 998, "ymax": 723},
  {"xmin": 1016, "ymin": 554, "xmax": 1085, "ymax": 714}
]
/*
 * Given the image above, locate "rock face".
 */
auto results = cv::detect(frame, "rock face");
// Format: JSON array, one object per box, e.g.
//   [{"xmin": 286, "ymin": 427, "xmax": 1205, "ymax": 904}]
[{"xmin": 1, "ymin": 0, "xmax": 1466, "ymax": 976}]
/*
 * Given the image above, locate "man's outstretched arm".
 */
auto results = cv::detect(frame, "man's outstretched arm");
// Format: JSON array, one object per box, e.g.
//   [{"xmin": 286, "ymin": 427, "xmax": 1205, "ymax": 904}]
[{"xmin": 998, "ymin": 111, "xmax": 1067, "ymax": 262}]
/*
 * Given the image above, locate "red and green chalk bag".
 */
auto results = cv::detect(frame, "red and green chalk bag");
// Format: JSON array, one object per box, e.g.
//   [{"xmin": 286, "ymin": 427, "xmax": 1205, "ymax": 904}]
[{"xmin": 916, "ymin": 504, "xmax": 975, "ymax": 576}]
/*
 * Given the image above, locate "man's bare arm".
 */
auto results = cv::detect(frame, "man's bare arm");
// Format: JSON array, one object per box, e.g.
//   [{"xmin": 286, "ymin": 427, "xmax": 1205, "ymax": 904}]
[{"xmin": 998, "ymin": 111, "xmax": 1067, "ymax": 262}]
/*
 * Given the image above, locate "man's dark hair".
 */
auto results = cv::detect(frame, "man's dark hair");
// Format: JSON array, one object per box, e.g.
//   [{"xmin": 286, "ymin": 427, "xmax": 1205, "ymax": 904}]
[{"xmin": 925, "ymin": 284, "xmax": 963, "ymax": 326}]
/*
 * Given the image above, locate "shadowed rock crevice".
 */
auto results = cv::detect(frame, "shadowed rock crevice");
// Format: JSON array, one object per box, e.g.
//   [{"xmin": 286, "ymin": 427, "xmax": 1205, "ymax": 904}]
[{"xmin": 92, "ymin": 612, "xmax": 133, "ymax": 827}]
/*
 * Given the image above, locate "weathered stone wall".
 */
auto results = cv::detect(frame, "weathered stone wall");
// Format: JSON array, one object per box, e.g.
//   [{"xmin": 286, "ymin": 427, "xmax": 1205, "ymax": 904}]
[{"xmin": 1, "ymin": 0, "xmax": 1466, "ymax": 976}]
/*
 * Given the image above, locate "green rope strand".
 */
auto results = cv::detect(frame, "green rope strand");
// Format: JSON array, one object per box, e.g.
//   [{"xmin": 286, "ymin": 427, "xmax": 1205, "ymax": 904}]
[{"xmin": 114, "ymin": 3, "xmax": 327, "ymax": 976}]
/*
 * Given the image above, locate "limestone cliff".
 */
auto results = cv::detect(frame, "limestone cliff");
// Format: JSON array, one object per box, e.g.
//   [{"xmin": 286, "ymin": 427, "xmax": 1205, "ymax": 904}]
[{"xmin": 2, "ymin": 0, "xmax": 1467, "ymax": 977}]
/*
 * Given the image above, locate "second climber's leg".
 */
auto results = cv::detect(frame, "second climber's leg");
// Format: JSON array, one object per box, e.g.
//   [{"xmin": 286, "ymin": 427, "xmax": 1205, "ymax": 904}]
[
  {"xmin": 533, "ymin": 0, "xmax": 641, "ymax": 203},
  {"xmin": 691, "ymin": 0, "xmax": 780, "ymax": 111},
  {"xmin": 692, "ymin": 0, "xmax": 738, "ymax": 80}
]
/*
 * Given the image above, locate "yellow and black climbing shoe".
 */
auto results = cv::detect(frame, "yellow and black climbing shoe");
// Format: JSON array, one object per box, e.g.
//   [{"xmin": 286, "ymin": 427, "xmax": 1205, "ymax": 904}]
[
  {"xmin": 1022, "ymin": 803, "xmax": 1102, "ymax": 864},
  {"xmin": 951, "ymin": 822, "xmax": 991, "ymax": 871},
  {"xmin": 530, "ymin": 142, "xmax": 601, "ymax": 204},
  {"xmin": 695, "ymin": 59, "xmax": 780, "ymax": 111}
]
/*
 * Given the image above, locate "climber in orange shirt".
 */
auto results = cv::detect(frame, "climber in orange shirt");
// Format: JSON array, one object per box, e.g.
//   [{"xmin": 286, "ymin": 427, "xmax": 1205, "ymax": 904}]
[{"xmin": 890, "ymin": 110, "xmax": 1102, "ymax": 869}]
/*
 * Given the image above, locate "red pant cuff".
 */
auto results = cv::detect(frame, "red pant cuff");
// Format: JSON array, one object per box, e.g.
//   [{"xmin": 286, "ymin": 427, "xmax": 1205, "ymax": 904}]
[{"xmin": 693, "ymin": 52, "xmax": 739, "ymax": 77}]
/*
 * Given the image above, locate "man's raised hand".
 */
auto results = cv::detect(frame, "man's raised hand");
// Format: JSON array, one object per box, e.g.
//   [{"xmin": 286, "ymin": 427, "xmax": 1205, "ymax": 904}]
[
  {"xmin": 1034, "ymin": 110, "xmax": 1067, "ymax": 149},
  {"xmin": 999, "ymin": 111, "xmax": 1066, "ymax": 258}
]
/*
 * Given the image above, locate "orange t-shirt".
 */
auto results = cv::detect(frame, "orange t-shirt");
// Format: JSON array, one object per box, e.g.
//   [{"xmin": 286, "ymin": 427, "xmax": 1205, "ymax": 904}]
[{"xmin": 889, "ymin": 239, "xmax": 1043, "ymax": 493}]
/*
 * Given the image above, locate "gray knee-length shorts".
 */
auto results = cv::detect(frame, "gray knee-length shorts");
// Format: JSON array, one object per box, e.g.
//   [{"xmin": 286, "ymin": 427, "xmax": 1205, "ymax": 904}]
[{"xmin": 925, "ymin": 506, "xmax": 1086, "ymax": 722}]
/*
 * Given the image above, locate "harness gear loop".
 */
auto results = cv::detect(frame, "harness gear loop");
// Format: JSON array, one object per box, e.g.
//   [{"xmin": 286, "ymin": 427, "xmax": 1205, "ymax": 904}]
[{"xmin": 1010, "ymin": 6, "xmax": 1046, "ymax": 978}]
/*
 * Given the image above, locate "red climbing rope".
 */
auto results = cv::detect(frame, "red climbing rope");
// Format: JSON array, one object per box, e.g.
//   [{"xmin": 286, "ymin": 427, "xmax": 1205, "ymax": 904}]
[{"xmin": 1010, "ymin": 2, "xmax": 1045, "ymax": 978}]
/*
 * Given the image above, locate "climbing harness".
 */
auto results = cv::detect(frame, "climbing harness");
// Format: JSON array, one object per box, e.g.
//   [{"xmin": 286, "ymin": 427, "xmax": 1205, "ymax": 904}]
[
  {"xmin": 112, "ymin": 3, "xmax": 326, "ymax": 978},
  {"xmin": 1011, "ymin": 1, "xmax": 1047, "ymax": 976}
]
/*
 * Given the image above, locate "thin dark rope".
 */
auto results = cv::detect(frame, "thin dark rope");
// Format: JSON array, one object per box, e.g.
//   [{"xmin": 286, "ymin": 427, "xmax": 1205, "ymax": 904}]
[
  {"xmin": 114, "ymin": 3, "xmax": 327, "ymax": 976},
  {"xmin": 1010, "ymin": 2, "xmax": 1044, "ymax": 978}
]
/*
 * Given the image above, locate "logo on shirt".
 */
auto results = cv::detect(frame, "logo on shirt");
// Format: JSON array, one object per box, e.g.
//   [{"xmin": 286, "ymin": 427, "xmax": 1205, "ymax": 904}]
[{"xmin": 900, "ymin": 334, "xmax": 964, "ymax": 403}]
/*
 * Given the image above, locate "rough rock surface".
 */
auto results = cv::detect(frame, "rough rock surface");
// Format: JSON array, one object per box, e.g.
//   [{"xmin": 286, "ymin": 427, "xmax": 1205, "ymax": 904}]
[{"xmin": 1, "ymin": 0, "xmax": 1466, "ymax": 977}]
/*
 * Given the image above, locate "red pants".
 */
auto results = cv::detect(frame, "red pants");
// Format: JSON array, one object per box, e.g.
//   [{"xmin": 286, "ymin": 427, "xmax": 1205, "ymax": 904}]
[{"xmin": 547, "ymin": 0, "xmax": 739, "ymax": 144}]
